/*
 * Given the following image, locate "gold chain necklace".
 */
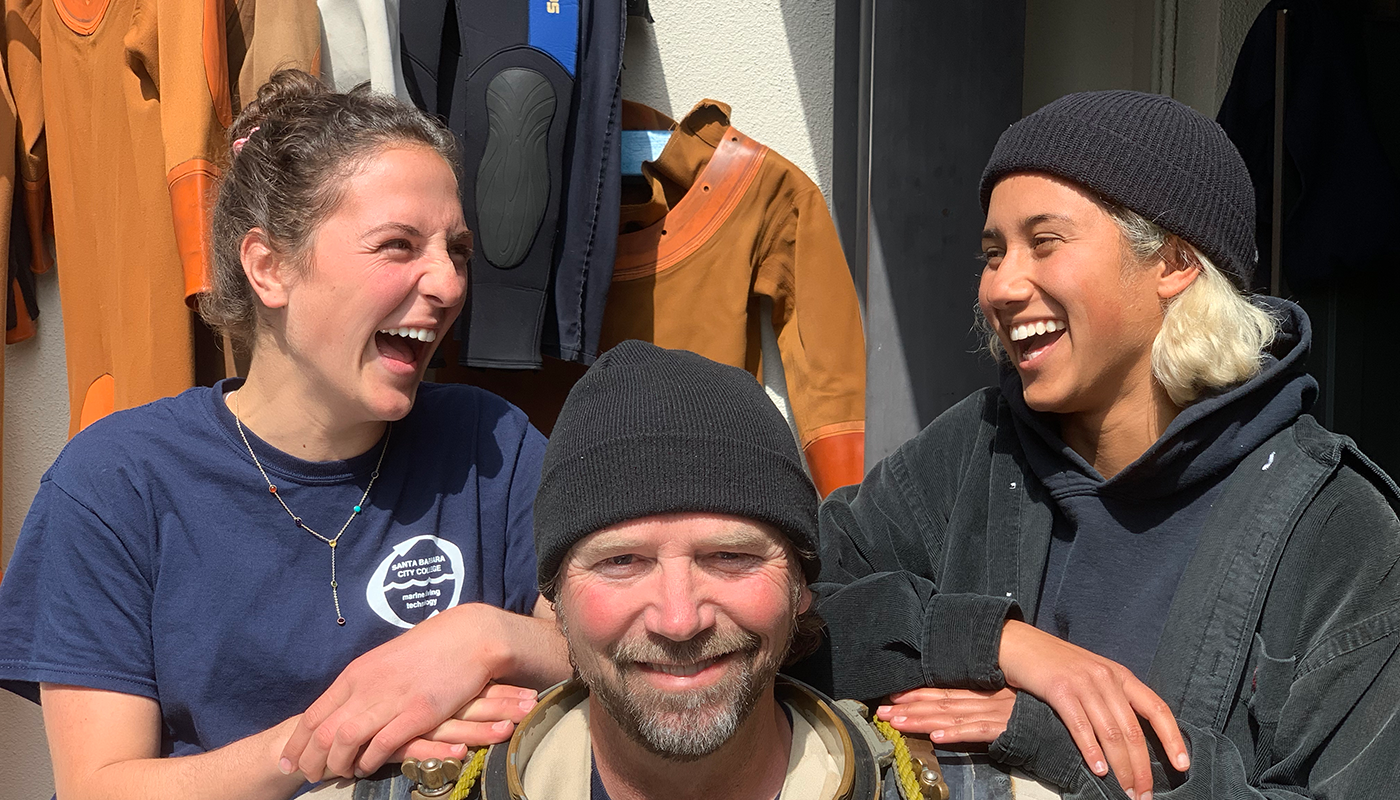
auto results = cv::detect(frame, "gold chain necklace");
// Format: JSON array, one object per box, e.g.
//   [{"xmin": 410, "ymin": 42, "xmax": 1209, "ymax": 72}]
[{"xmin": 232, "ymin": 392, "xmax": 391, "ymax": 626}]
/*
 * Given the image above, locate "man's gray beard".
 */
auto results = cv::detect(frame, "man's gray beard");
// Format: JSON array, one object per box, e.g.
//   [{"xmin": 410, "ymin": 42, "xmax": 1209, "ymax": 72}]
[{"xmin": 560, "ymin": 618, "xmax": 794, "ymax": 762}]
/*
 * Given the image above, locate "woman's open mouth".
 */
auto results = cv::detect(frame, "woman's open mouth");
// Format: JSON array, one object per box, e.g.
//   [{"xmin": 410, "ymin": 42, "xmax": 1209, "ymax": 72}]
[
  {"xmin": 375, "ymin": 326, "xmax": 437, "ymax": 367},
  {"xmin": 1008, "ymin": 319, "xmax": 1067, "ymax": 365}
]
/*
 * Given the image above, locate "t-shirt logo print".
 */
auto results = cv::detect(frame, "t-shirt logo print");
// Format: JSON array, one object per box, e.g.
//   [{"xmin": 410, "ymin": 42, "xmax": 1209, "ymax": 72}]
[{"xmin": 367, "ymin": 535, "xmax": 467, "ymax": 628}]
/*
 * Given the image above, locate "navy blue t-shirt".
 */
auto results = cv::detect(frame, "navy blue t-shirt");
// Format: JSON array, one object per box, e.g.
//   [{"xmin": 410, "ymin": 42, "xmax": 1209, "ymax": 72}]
[{"xmin": 0, "ymin": 379, "xmax": 546, "ymax": 757}]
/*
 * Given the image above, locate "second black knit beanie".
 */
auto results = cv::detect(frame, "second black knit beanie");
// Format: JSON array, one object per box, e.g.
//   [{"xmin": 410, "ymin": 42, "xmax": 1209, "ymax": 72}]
[
  {"xmin": 533, "ymin": 340, "xmax": 820, "ymax": 598},
  {"xmin": 979, "ymin": 90, "xmax": 1257, "ymax": 288}
]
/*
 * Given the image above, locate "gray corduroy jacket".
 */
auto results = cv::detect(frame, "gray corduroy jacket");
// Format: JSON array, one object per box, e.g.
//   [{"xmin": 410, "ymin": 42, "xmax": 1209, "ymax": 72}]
[{"xmin": 802, "ymin": 387, "xmax": 1400, "ymax": 799}]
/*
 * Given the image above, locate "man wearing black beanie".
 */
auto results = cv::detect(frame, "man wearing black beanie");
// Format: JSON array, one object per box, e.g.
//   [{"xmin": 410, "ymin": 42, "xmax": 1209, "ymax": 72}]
[
  {"xmin": 803, "ymin": 90, "xmax": 1400, "ymax": 800},
  {"xmin": 422, "ymin": 341, "xmax": 926, "ymax": 800}
]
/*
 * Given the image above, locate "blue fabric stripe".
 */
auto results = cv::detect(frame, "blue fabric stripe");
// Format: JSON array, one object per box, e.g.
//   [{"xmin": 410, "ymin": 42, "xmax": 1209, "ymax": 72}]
[{"xmin": 529, "ymin": 0, "xmax": 580, "ymax": 76}]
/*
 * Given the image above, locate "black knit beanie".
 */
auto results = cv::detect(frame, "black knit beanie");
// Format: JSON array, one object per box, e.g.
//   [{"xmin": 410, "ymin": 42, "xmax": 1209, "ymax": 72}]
[
  {"xmin": 533, "ymin": 340, "xmax": 820, "ymax": 598},
  {"xmin": 979, "ymin": 90, "xmax": 1257, "ymax": 289}
]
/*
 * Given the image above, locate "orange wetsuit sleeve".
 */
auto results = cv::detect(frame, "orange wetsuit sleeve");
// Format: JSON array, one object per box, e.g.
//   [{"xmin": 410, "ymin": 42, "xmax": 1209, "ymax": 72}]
[
  {"xmin": 755, "ymin": 183, "xmax": 866, "ymax": 497},
  {"xmin": 129, "ymin": 0, "xmax": 231, "ymax": 305}
]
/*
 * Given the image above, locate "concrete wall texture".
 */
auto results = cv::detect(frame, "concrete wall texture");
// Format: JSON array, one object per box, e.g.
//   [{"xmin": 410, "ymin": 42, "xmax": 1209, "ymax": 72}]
[{"xmin": 2, "ymin": 268, "xmax": 66, "ymax": 798}]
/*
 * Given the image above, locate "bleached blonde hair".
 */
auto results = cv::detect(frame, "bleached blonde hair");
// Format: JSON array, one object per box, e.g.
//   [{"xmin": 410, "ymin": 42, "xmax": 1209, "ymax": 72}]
[
  {"xmin": 978, "ymin": 206, "xmax": 1280, "ymax": 407},
  {"xmin": 1107, "ymin": 206, "xmax": 1279, "ymax": 406}
]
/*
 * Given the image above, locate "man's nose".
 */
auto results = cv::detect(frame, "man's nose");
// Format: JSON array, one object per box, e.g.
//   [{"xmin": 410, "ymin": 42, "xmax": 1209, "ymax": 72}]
[{"xmin": 643, "ymin": 561, "xmax": 715, "ymax": 642}]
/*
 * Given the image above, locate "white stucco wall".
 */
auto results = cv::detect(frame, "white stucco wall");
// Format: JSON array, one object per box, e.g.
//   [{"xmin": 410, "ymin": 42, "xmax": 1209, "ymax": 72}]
[
  {"xmin": 2, "ymin": 268, "xmax": 65, "ymax": 799},
  {"xmin": 621, "ymin": 1, "xmax": 835, "ymax": 200}
]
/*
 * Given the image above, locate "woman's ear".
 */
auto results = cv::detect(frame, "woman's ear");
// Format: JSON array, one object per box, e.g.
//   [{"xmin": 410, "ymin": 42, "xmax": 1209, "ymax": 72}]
[
  {"xmin": 1156, "ymin": 238, "xmax": 1202, "ymax": 300},
  {"xmin": 240, "ymin": 229, "xmax": 291, "ymax": 309}
]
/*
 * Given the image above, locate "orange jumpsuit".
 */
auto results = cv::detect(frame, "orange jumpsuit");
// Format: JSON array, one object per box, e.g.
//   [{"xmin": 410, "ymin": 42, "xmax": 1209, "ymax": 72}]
[
  {"xmin": 227, "ymin": 0, "xmax": 322, "ymax": 112},
  {"xmin": 6, "ymin": 0, "xmax": 231, "ymax": 435},
  {"xmin": 605, "ymin": 100, "xmax": 867, "ymax": 497}
]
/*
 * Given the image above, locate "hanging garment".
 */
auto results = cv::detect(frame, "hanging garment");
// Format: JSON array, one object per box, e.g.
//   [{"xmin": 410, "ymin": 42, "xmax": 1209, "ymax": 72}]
[
  {"xmin": 605, "ymin": 100, "xmax": 866, "ymax": 497},
  {"xmin": 6, "ymin": 180, "xmax": 38, "ymax": 345},
  {"xmin": 5, "ymin": 0, "xmax": 48, "ymax": 347},
  {"xmin": 317, "ymin": 0, "xmax": 409, "ymax": 101},
  {"xmin": 228, "ymin": 0, "xmax": 322, "ymax": 111},
  {"xmin": 12, "ymin": 0, "xmax": 232, "ymax": 434},
  {"xmin": 1217, "ymin": 0, "xmax": 1400, "ymax": 293},
  {"xmin": 401, "ymin": 0, "xmax": 624, "ymax": 368},
  {"xmin": 6, "ymin": 0, "xmax": 50, "ymax": 285},
  {"xmin": 0, "ymin": 49, "xmax": 17, "ymax": 581}
]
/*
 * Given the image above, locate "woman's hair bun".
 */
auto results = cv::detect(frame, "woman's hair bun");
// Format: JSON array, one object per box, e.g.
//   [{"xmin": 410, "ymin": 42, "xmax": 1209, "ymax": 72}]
[{"xmin": 232, "ymin": 69, "xmax": 330, "ymax": 141}]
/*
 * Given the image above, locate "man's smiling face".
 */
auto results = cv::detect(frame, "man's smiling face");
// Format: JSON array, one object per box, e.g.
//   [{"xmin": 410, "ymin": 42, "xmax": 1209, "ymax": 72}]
[{"xmin": 554, "ymin": 513, "xmax": 808, "ymax": 760}]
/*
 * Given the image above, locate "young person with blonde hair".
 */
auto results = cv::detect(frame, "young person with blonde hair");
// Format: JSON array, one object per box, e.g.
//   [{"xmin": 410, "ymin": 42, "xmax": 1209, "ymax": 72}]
[{"xmin": 807, "ymin": 91, "xmax": 1400, "ymax": 799}]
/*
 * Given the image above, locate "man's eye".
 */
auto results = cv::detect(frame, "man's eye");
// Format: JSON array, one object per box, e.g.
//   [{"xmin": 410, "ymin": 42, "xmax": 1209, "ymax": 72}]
[
  {"xmin": 604, "ymin": 555, "xmax": 636, "ymax": 567},
  {"xmin": 1031, "ymin": 236, "xmax": 1060, "ymax": 250},
  {"xmin": 977, "ymin": 248, "xmax": 1003, "ymax": 264},
  {"xmin": 381, "ymin": 238, "xmax": 414, "ymax": 252},
  {"xmin": 710, "ymin": 552, "xmax": 761, "ymax": 568}
]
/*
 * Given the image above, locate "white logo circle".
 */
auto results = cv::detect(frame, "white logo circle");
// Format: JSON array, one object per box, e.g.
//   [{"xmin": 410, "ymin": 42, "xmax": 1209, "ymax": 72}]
[{"xmin": 366, "ymin": 535, "xmax": 466, "ymax": 628}]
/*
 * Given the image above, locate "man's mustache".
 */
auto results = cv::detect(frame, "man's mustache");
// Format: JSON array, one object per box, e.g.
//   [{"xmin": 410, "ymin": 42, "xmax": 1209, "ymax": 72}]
[{"xmin": 608, "ymin": 628, "xmax": 762, "ymax": 667}]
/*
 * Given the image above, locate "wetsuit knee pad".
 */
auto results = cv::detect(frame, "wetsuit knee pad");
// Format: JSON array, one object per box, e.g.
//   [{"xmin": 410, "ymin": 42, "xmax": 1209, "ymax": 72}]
[{"xmin": 403, "ymin": 0, "xmax": 582, "ymax": 369}]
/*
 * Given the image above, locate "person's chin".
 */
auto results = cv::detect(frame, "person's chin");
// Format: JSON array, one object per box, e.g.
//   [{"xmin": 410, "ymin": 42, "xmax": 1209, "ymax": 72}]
[
  {"xmin": 1020, "ymin": 379, "xmax": 1073, "ymax": 414},
  {"xmin": 363, "ymin": 382, "xmax": 419, "ymax": 423}
]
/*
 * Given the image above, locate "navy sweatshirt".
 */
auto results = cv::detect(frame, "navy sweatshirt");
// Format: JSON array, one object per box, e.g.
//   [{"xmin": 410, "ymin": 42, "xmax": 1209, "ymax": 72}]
[{"xmin": 1008, "ymin": 301, "xmax": 1317, "ymax": 679}]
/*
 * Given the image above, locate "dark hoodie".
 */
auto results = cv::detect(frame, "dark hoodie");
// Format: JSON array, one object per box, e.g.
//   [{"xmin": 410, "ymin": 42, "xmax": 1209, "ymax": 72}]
[{"xmin": 1008, "ymin": 297, "xmax": 1318, "ymax": 679}]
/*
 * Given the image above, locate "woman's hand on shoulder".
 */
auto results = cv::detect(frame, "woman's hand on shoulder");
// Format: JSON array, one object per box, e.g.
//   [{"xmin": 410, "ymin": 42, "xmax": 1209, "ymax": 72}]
[
  {"xmin": 876, "ymin": 686, "xmax": 1017, "ymax": 742},
  {"xmin": 998, "ymin": 620, "xmax": 1190, "ymax": 800},
  {"xmin": 393, "ymin": 683, "xmax": 539, "ymax": 762},
  {"xmin": 280, "ymin": 602, "xmax": 565, "ymax": 782}
]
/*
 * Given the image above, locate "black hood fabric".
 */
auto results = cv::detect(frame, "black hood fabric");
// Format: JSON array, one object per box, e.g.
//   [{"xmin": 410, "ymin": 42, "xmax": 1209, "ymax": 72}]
[
  {"xmin": 1003, "ymin": 297, "xmax": 1317, "ymax": 677},
  {"xmin": 1004, "ymin": 296, "xmax": 1316, "ymax": 497}
]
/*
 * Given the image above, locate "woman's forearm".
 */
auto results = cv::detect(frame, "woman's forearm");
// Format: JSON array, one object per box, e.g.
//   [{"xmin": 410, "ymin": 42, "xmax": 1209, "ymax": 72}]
[{"xmin": 42, "ymin": 684, "xmax": 308, "ymax": 800}]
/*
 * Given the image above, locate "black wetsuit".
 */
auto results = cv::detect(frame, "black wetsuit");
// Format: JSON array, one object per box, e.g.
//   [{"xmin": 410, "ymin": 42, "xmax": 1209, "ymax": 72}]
[{"xmin": 402, "ymin": 0, "xmax": 625, "ymax": 368}]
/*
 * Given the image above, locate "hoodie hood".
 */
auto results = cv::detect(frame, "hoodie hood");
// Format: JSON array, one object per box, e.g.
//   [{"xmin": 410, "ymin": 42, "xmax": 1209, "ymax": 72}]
[{"xmin": 1004, "ymin": 296, "xmax": 1318, "ymax": 501}]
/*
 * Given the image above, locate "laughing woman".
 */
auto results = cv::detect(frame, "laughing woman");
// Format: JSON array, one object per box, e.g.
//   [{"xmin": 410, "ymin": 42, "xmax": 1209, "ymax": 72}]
[
  {"xmin": 807, "ymin": 91, "xmax": 1400, "ymax": 799},
  {"xmin": 0, "ymin": 71, "xmax": 569, "ymax": 799}
]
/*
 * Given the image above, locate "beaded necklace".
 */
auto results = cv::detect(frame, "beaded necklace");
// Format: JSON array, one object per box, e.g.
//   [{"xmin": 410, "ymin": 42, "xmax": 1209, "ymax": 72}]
[{"xmin": 232, "ymin": 391, "xmax": 391, "ymax": 626}]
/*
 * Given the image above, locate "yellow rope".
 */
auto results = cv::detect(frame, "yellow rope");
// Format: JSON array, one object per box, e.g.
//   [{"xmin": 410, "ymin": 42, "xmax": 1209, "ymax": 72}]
[
  {"xmin": 446, "ymin": 747, "xmax": 489, "ymax": 800},
  {"xmin": 872, "ymin": 718, "xmax": 924, "ymax": 800}
]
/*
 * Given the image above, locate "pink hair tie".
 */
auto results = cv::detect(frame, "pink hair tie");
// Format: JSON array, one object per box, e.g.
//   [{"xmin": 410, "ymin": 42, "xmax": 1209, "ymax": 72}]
[{"xmin": 232, "ymin": 126, "xmax": 261, "ymax": 155}]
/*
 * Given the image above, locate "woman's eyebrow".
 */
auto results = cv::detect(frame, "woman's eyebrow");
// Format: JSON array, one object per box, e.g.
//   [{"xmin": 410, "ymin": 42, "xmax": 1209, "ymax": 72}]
[
  {"xmin": 1021, "ymin": 213, "xmax": 1077, "ymax": 230},
  {"xmin": 362, "ymin": 222, "xmax": 424, "ymax": 238}
]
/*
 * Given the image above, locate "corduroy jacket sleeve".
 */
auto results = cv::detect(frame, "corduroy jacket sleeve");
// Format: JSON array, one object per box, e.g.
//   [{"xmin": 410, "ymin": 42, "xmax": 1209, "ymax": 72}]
[
  {"xmin": 805, "ymin": 390, "xmax": 1021, "ymax": 702},
  {"xmin": 991, "ymin": 463, "xmax": 1400, "ymax": 798}
]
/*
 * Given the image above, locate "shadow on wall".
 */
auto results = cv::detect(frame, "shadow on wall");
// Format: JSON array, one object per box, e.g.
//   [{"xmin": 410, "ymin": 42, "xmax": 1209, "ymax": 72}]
[
  {"xmin": 622, "ymin": 16, "xmax": 672, "ymax": 118},
  {"xmin": 861, "ymin": 1, "xmax": 1024, "ymax": 458},
  {"xmin": 778, "ymin": 0, "xmax": 835, "ymax": 201}
]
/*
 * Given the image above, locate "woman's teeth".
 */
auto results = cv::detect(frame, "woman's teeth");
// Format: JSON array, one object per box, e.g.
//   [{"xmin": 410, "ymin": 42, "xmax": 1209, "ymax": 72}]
[
  {"xmin": 378, "ymin": 326, "xmax": 437, "ymax": 343},
  {"xmin": 1009, "ymin": 319, "xmax": 1065, "ymax": 342}
]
